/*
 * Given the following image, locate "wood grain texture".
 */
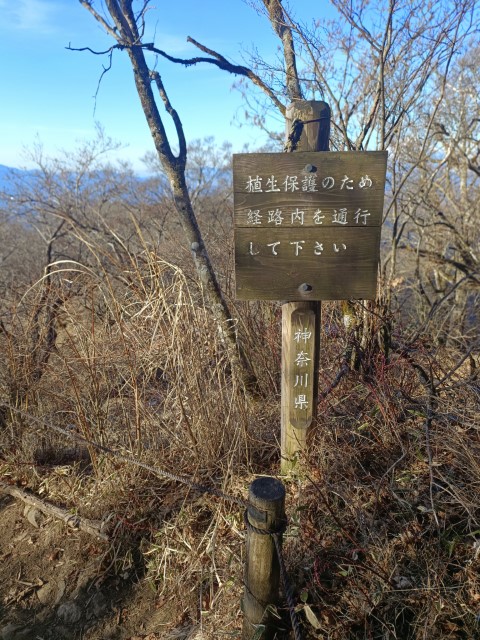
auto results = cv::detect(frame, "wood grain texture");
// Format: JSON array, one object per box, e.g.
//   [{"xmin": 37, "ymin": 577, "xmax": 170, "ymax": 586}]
[
  {"xmin": 281, "ymin": 303, "xmax": 320, "ymax": 463},
  {"xmin": 281, "ymin": 306, "xmax": 319, "ymax": 430},
  {"xmin": 233, "ymin": 151, "xmax": 387, "ymax": 206},
  {"xmin": 233, "ymin": 151, "xmax": 386, "ymax": 300},
  {"xmin": 279, "ymin": 101, "xmax": 326, "ymax": 474},
  {"xmin": 235, "ymin": 227, "xmax": 381, "ymax": 300},
  {"xmin": 242, "ymin": 477, "xmax": 285, "ymax": 639}
]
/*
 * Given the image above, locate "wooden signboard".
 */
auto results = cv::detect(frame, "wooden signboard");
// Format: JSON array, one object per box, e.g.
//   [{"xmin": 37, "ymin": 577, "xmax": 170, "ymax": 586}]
[
  {"xmin": 233, "ymin": 151, "xmax": 387, "ymax": 301},
  {"xmin": 283, "ymin": 306, "xmax": 317, "ymax": 429}
]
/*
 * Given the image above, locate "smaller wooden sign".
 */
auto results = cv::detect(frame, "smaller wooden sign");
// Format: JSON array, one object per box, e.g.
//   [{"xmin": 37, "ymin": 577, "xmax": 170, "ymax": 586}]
[
  {"xmin": 285, "ymin": 308, "xmax": 316, "ymax": 429},
  {"xmin": 233, "ymin": 151, "xmax": 387, "ymax": 301}
]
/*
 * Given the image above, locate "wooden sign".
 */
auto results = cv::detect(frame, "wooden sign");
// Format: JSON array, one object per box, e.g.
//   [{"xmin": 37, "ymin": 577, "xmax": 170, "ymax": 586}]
[
  {"xmin": 283, "ymin": 306, "xmax": 317, "ymax": 429},
  {"xmin": 233, "ymin": 151, "xmax": 387, "ymax": 301}
]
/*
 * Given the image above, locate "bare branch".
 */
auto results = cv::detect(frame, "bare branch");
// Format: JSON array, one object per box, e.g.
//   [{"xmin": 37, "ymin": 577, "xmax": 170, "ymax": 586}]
[
  {"xmin": 105, "ymin": 0, "xmax": 136, "ymax": 42},
  {"xmin": 92, "ymin": 49, "xmax": 114, "ymax": 116},
  {"xmin": 262, "ymin": 0, "xmax": 303, "ymax": 100},
  {"xmin": 276, "ymin": 6, "xmax": 352, "ymax": 147},
  {"xmin": 78, "ymin": 0, "xmax": 119, "ymax": 41},
  {"xmin": 119, "ymin": 0, "xmax": 140, "ymax": 41},
  {"xmin": 0, "ymin": 482, "xmax": 109, "ymax": 541},
  {"xmin": 148, "ymin": 37, "xmax": 286, "ymax": 116},
  {"xmin": 150, "ymin": 71, "xmax": 186, "ymax": 170},
  {"xmin": 330, "ymin": 0, "xmax": 382, "ymax": 53},
  {"xmin": 66, "ymin": 42, "xmax": 116, "ymax": 55}
]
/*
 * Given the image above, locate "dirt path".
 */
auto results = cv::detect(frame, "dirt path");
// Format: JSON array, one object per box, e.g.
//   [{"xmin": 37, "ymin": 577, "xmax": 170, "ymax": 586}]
[{"xmin": 0, "ymin": 496, "xmax": 179, "ymax": 640}]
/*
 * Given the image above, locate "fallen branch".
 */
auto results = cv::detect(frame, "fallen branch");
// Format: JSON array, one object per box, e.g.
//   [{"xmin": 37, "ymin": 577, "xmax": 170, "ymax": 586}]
[{"xmin": 0, "ymin": 481, "xmax": 109, "ymax": 541}]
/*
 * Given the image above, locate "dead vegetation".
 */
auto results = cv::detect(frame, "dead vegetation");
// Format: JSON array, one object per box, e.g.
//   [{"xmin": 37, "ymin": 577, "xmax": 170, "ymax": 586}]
[
  {"xmin": 0, "ymin": 182, "xmax": 479, "ymax": 637},
  {"xmin": 0, "ymin": 0, "xmax": 479, "ymax": 632}
]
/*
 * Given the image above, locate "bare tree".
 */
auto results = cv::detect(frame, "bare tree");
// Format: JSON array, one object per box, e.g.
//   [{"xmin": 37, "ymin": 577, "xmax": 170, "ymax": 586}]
[
  {"xmin": 77, "ymin": 0, "xmax": 256, "ymax": 392},
  {"xmin": 392, "ymin": 46, "xmax": 480, "ymax": 345},
  {"xmin": 75, "ymin": 0, "xmax": 479, "ymax": 368},
  {"xmin": 235, "ymin": 0, "xmax": 479, "ymax": 359}
]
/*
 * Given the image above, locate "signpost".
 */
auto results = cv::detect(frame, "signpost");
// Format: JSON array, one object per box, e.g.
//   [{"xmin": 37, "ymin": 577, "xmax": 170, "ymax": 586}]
[
  {"xmin": 233, "ymin": 101, "xmax": 387, "ymax": 471},
  {"xmin": 233, "ymin": 150, "xmax": 387, "ymax": 301}
]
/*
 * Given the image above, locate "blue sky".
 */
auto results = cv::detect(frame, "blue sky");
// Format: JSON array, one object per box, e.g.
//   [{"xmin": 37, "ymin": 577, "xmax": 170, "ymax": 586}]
[{"xmin": 0, "ymin": 0, "xmax": 329, "ymax": 172}]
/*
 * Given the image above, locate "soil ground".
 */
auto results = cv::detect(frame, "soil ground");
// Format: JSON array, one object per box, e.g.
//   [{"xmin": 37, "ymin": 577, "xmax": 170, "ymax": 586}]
[{"xmin": 0, "ymin": 496, "xmax": 183, "ymax": 640}]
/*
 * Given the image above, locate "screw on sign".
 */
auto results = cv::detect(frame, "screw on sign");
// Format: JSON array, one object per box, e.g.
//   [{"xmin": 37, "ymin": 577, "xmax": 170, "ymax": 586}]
[
  {"xmin": 233, "ymin": 151, "xmax": 387, "ymax": 301},
  {"xmin": 232, "ymin": 101, "xmax": 387, "ymax": 474}
]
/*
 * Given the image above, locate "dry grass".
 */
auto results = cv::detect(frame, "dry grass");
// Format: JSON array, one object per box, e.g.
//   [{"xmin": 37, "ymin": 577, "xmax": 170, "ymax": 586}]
[{"xmin": 0, "ymin": 198, "xmax": 479, "ymax": 639}]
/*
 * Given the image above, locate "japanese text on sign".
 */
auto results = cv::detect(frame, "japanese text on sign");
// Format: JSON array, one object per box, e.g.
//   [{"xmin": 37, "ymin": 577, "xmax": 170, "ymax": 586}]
[
  {"xmin": 233, "ymin": 151, "xmax": 388, "ymax": 301},
  {"xmin": 246, "ymin": 207, "xmax": 372, "ymax": 226},
  {"xmin": 285, "ymin": 308, "xmax": 317, "ymax": 428},
  {"xmin": 245, "ymin": 173, "xmax": 373, "ymax": 193}
]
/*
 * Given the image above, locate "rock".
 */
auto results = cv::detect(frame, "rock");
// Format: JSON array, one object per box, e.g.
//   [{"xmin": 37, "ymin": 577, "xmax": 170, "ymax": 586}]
[
  {"xmin": 36, "ymin": 582, "xmax": 53, "ymax": 604},
  {"xmin": 55, "ymin": 578, "xmax": 66, "ymax": 603},
  {"xmin": 57, "ymin": 601, "xmax": 82, "ymax": 624},
  {"xmin": 37, "ymin": 579, "xmax": 65, "ymax": 606},
  {"xmin": 392, "ymin": 575, "xmax": 413, "ymax": 589}
]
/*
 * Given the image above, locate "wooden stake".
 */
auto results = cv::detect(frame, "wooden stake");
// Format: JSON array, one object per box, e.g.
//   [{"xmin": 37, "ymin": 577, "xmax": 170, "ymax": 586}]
[
  {"xmin": 242, "ymin": 477, "xmax": 286, "ymax": 640},
  {"xmin": 281, "ymin": 100, "xmax": 331, "ymax": 474}
]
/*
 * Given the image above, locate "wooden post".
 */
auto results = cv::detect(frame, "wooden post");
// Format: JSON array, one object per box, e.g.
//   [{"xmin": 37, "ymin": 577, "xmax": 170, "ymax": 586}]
[
  {"xmin": 242, "ymin": 477, "xmax": 286, "ymax": 640},
  {"xmin": 281, "ymin": 100, "xmax": 331, "ymax": 474}
]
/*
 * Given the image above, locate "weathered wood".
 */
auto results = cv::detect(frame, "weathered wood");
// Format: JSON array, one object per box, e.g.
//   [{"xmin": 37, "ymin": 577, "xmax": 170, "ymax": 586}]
[
  {"xmin": 0, "ymin": 482, "xmax": 109, "ymax": 541},
  {"xmin": 242, "ymin": 477, "xmax": 286, "ymax": 640},
  {"xmin": 286, "ymin": 100, "xmax": 330, "ymax": 151},
  {"xmin": 280, "ymin": 101, "xmax": 329, "ymax": 474},
  {"xmin": 281, "ymin": 300, "xmax": 321, "ymax": 469},
  {"xmin": 233, "ymin": 151, "xmax": 387, "ymax": 222},
  {"xmin": 235, "ymin": 226, "xmax": 381, "ymax": 300},
  {"xmin": 233, "ymin": 150, "xmax": 387, "ymax": 301},
  {"xmin": 282, "ymin": 305, "xmax": 319, "ymax": 430}
]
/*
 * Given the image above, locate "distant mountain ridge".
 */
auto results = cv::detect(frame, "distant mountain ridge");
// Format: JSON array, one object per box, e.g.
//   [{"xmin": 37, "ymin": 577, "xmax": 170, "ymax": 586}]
[
  {"xmin": 0, "ymin": 164, "xmax": 37, "ymax": 195},
  {"xmin": 0, "ymin": 163, "xmax": 230, "ymax": 200}
]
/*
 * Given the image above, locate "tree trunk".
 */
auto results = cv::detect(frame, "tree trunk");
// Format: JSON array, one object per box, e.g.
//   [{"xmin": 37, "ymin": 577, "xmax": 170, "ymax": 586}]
[{"xmin": 81, "ymin": 1, "xmax": 257, "ymax": 393}]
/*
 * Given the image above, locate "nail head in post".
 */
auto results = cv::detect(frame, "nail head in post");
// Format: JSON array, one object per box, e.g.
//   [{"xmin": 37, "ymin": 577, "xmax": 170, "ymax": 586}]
[
  {"xmin": 299, "ymin": 283, "xmax": 313, "ymax": 294},
  {"xmin": 304, "ymin": 164, "xmax": 316, "ymax": 173}
]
